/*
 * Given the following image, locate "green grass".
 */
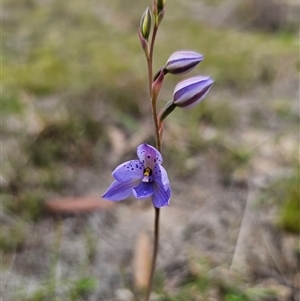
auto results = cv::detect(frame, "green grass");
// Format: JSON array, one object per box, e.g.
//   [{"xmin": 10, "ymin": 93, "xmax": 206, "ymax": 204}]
[
  {"xmin": 19, "ymin": 276, "xmax": 97, "ymax": 301},
  {"xmin": 3, "ymin": 0, "xmax": 297, "ymax": 117},
  {"xmin": 3, "ymin": 0, "xmax": 296, "ymax": 232},
  {"xmin": 0, "ymin": 220, "xmax": 27, "ymax": 253},
  {"xmin": 159, "ymin": 19, "xmax": 297, "ymax": 90},
  {"xmin": 218, "ymin": 146, "xmax": 251, "ymax": 174},
  {"xmin": 272, "ymin": 99, "xmax": 300, "ymax": 123},
  {"xmin": 28, "ymin": 118, "xmax": 108, "ymax": 167},
  {"xmin": 259, "ymin": 168, "xmax": 300, "ymax": 234},
  {"xmin": 2, "ymin": 116, "xmax": 109, "ymax": 225},
  {"xmin": 69, "ymin": 277, "xmax": 98, "ymax": 301},
  {"xmin": 3, "ymin": 189, "xmax": 45, "ymax": 221},
  {"xmin": 187, "ymin": 100, "xmax": 238, "ymax": 129},
  {"xmin": 141, "ymin": 257, "xmax": 282, "ymax": 301},
  {"xmin": 160, "ymin": 275, "xmax": 210, "ymax": 301},
  {"xmin": 278, "ymin": 172, "xmax": 300, "ymax": 233}
]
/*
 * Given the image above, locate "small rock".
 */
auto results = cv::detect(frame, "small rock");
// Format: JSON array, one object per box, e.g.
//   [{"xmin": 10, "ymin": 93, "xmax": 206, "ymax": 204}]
[
  {"xmin": 115, "ymin": 288, "xmax": 134, "ymax": 301},
  {"xmin": 262, "ymin": 278, "xmax": 293, "ymax": 301},
  {"xmin": 208, "ymin": 288, "xmax": 220, "ymax": 301},
  {"xmin": 294, "ymin": 272, "xmax": 300, "ymax": 289},
  {"xmin": 232, "ymin": 166, "xmax": 248, "ymax": 187},
  {"xmin": 149, "ymin": 292, "xmax": 160, "ymax": 301},
  {"xmin": 275, "ymin": 284, "xmax": 293, "ymax": 301},
  {"xmin": 0, "ymin": 174, "xmax": 9, "ymax": 188}
]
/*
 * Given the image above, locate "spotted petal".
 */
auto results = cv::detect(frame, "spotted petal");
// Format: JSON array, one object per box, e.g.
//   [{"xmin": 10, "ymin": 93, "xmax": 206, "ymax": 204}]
[
  {"xmin": 137, "ymin": 144, "xmax": 163, "ymax": 169},
  {"xmin": 112, "ymin": 160, "xmax": 144, "ymax": 182},
  {"xmin": 133, "ymin": 182, "xmax": 154, "ymax": 199},
  {"xmin": 102, "ymin": 179, "xmax": 140, "ymax": 201}
]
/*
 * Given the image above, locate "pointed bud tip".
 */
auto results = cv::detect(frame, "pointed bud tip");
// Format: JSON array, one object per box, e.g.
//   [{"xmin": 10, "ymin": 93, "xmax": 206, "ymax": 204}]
[
  {"xmin": 153, "ymin": 0, "xmax": 166, "ymax": 25},
  {"xmin": 156, "ymin": 0, "xmax": 166, "ymax": 13}
]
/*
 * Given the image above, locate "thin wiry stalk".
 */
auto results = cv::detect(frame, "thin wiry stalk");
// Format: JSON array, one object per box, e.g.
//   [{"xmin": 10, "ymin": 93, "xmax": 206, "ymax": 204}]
[
  {"xmin": 145, "ymin": 207, "xmax": 160, "ymax": 301},
  {"xmin": 147, "ymin": 25, "xmax": 160, "ymax": 151},
  {"xmin": 145, "ymin": 22, "xmax": 161, "ymax": 301}
]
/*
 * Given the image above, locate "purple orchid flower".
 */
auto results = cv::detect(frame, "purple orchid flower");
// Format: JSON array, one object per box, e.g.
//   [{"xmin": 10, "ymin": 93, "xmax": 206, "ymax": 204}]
[{"xmin": 102, "ymin": 143, "xmax": 171, "ymax": 208}]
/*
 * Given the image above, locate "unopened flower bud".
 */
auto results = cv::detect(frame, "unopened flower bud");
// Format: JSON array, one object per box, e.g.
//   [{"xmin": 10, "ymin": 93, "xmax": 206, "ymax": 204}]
[
  {"xmin": 140, "ymin": 8, "xmax": 152, "ymax": 40},
  {"xmin": 156, "ymin": 0, "xmax": 166, "ymax": 14},
  {"xmin": 165, "ymin": 51, "xmax": 203, "ymax": 75},
  {"xmin": 153, "ymin": 0, "xmax": 166, "ymax": 25},
  {"xmin": 173, "ymin": 76, "xmax": 214, "ymax": 109}
]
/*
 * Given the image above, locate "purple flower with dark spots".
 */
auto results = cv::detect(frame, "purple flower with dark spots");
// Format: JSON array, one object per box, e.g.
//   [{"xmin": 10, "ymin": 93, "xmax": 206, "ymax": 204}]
[
  {"xmin": 173, "ymin": 76, "xmax": 214, "ymax": 109},
  {"xmin": 102, "ymin": 143, "xmax": 171, "ymax": 208},
  {"xmin": 165, "ymin": 51, "xmax": 203, "ymax": 75}
]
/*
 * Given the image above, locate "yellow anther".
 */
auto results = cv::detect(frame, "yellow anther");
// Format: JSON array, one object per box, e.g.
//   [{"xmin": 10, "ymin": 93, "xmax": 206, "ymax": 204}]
[{"xmin": 143, "ymin": 167, "xmax": 152, "ymax": 176}]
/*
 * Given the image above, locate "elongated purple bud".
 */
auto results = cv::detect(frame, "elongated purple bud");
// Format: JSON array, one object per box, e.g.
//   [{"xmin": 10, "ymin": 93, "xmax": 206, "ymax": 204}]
[
  {"xmin": 165, "ymin": 51, "xmax": 203, "ymax": 75},
  {"xmin": 173, "ymin": 76, "xmax": 214, "ymax": 109}
]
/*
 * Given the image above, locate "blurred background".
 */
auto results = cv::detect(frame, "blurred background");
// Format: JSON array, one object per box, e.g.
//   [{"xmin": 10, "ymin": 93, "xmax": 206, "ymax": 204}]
[{"xmin": 1, "ymin": 0, "xmax": 299, "ymax": 300}]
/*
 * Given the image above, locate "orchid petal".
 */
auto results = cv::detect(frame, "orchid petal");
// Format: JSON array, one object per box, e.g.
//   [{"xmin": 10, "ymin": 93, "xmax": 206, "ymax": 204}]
[
  {"xmin": 112, "ymin": 160, "xmax": 144, "ymax": 182},
  {"xmin": 152, "ymin": 181, "xmax": 171, "ymax": 208},
  {"xmin": 102, "ymin": 179, "xmax": 140, "ymax": 201},
  {"xmin": 137, "ymin": 144, "xmax": 163, "ymax": 169},
  {"xmin": 133, "ymin": 182, "xmax": 154, "ymax": 199},
  {"xmin": 153, "ymin": 164, "xmax": 170, "ymax": 190}
]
